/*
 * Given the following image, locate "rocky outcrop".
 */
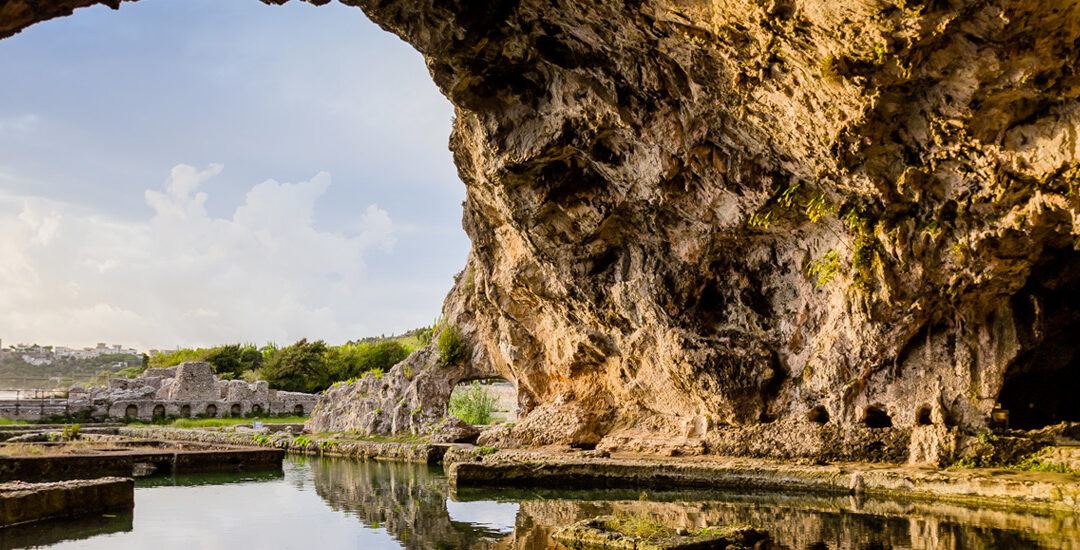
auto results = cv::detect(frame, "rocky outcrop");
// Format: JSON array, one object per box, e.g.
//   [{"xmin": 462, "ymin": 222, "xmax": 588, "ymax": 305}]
[
  {"xmin": 6, "ymin": 0, "xmax": 1080, "ymax": 456},
  {"xmin": 305, "ymin": 347, "xmax": 501, "ymax": 435}
]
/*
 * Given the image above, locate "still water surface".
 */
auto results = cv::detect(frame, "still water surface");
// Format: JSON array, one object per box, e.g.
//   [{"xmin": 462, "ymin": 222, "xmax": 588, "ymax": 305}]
[{"xmin": 3, "ymin": 456, "xmax": 1078, "ymax": 549}]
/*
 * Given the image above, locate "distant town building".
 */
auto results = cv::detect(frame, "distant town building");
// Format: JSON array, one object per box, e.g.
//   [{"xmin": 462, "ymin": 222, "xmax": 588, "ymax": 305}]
[{"xmin": 2, "ymin": 341, "xmax": 141, "ymax": 366}]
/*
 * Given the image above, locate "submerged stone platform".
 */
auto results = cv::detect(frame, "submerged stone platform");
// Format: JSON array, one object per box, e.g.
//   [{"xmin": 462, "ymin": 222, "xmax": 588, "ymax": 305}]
[
  {"xmin": 0, "ymin": 477, "xmax": 133, "ymax": 528},
  {"xmin": 553, "ymin": 516, "xmax": 770, "ymax": 550},
  {"xmin": 0, "ymin": 439, "xmax": 284, "ymax": 482},
  {"xmin": 446, "ymin": 449, "xmax": 1080, "ymax": 515}
]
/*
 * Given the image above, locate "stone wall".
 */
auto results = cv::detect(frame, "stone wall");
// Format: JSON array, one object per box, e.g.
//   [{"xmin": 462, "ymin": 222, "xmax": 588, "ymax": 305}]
[
  {"xmin": 0, "ymin": 477, "xmax": 133, "ymax": 528},
  {"xmin": 0, "ymin": 362, "xmax": 318, "ymax": 422}
]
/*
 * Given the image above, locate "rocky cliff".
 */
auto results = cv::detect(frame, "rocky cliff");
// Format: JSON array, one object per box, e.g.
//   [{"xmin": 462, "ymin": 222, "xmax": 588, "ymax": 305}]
[{"xmin": 5, "ymin": 0, "xmax": 1080, "ymax": 456}]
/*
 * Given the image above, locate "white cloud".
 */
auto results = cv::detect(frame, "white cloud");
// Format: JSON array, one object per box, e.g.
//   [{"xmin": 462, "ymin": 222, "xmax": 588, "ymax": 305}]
[{"xmin": 0, "ymin": 164, "xmax": 397, "ymax": 350}]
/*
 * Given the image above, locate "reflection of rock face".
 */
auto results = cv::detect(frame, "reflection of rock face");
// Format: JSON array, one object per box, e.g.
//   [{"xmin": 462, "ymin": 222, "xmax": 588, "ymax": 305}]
[
  {"xmin": 8, "ymin": 1, "xmax": 1080, "ymax": 452},
  {"xmin": 308, "ymin": 458, "xmax": 507, "ymax": 550},
  {"xmin": 306, "ymin": 457, "xmax": 1080, "ymax": 550},
  {"xmin": 492, "ymin": 493, "xmax": 1080, "ymax": 550}
]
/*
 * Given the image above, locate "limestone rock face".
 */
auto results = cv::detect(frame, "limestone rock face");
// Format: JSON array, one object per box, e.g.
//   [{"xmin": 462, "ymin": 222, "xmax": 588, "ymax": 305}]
[
  {"xmin": 429, "ymin": 417, "xmax": 481, "ymax": 444},
  {"xmin": 306, "ymin": 347, "xmax": 501, "ymax": 435},
  {"xmin": 6, "ymin": 0, "xmax": 1080, "ymax": 453}
]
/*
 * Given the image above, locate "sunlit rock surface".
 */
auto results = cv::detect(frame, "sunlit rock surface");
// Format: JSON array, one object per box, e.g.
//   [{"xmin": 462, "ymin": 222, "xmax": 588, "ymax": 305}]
[{"xmin": 6, "ymin": 0, "xmax": 1080, "ymax": 455}]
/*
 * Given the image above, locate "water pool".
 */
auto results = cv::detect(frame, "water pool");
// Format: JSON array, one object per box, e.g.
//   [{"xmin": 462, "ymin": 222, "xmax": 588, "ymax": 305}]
[{"xmin": 4, "ymin": 456, "xmax": 1077, "ymax": 549}]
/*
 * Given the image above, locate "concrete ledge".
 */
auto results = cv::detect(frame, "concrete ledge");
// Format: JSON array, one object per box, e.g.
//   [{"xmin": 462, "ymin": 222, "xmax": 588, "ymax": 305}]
[
  {"xmin": 118, "ymin": 426, "xmax": 448, "ymax": 464},
  {"xmin": 0, "ymin": 440, "xmax": 285, "ymax": 481},
  {"xmin": 0, "ymin": 477, "xmax": 133, "ymax": 527},
  {"xmin": 0, "ymin": 427, "xmax": 122, "ymax": 442},
  {"xmin": 447, "ymin": 451, "xmax": 1080, "ymax": 514}
]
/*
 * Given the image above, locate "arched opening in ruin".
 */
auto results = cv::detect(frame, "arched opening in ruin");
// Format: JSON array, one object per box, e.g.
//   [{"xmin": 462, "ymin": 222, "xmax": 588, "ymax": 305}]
[
  {"xmin": 997, "ymin": 246, "xmax": 1080, "ymax": 430},
  {"xmin": 448, "ymin": 378, "xmax": 517, "ymax": 427},
  {"xmin": 180, "ymin": 404, "xmax": 191, "ymax": 418},
  {"xmin": 152, "ymin": 404, "xmax": 166, "ymax": 420},
  {"xmin": 230, "ymin": 403, "xmax": 243, "ymax": 417},
  {"xmin": 205, "ymin": 404, "xmax": 218, "ymax": 417},
  {"xmin": 252, "ymin": 404, "xmax": 263, "ymax": 416},
  {"xmin": 807, "ymin": 406, "xmax": 830, "ymax": 424},
  {"xmin": 916, "ymin": 405, "xmax": 933, "ymax": 426},
  {"xmin": 294, "ymin": 404, "xmax": 305, "ymax": 416},
  {"xmin": 124, "ymin": 404, "xmax": 138, "ymax": 418},
  {"xmin": 862, "ymin": 405, "xmax": 893, "ymax": 428}
]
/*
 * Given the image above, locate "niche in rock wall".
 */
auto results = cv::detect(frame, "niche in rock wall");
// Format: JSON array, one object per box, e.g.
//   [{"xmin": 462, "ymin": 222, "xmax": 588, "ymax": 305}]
[
  {"xmin": 916, "ymin": 405, "xmax": 932, "ymax": 426},
  {"xmin": 862, "ymin": 405, "xmax": 892, "ymax": 428},
  {"xmin": 807, "ymin": 405, "xmax": 830, "ymax": 424},
  {"xmin": 998, "ymin": 246, "xmax": 1080, "ymax": 430}
]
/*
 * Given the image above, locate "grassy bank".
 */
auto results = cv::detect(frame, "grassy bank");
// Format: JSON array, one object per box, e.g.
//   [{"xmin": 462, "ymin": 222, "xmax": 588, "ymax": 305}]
[{"xmin": 127, "ymin": 416, "xmax": 308, "ymax": 429}]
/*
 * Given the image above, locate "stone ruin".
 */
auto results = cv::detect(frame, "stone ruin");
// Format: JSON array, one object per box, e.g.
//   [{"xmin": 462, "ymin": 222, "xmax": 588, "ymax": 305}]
[{"xmin": 69, "ymin": 362, "xmax": 318, "ymax": 422}]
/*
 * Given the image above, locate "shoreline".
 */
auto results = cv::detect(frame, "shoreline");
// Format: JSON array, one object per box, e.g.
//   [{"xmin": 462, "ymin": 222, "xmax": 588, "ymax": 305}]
[{"xmin": 113, "ymin": 426, "xmax": 1080, "ymax": 516}]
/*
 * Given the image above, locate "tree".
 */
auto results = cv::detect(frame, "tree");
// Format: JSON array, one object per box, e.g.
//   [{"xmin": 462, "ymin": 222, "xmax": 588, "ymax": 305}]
[
  {"xmin": 324, "ymin": 341, "xmax": 409, "ymax": 381},
  {"xmin": 258, "ymin": 339, "xmax": 330, "ymax": 393},
  {"xmin": 203, "ymin": 344, "xmax": 263, "ymax": 378}
]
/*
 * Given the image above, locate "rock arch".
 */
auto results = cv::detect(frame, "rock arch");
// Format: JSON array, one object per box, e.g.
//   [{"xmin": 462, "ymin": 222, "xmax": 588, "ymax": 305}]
[{"xmin": 8, "ymin": 0, "xmax": 1080, "ymax": 457}]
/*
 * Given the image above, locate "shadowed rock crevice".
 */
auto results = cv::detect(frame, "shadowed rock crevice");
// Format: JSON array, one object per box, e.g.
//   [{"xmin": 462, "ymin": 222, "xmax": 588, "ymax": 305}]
[{"xmin": 997, "ymin": 246, "xmax": 1080, "ymax": 430}]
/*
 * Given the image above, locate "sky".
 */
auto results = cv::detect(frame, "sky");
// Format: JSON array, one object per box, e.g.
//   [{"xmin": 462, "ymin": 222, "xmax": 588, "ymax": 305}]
[{"xmin": 0, "ymin": 0, "xmax": 469, "ymax": 351}]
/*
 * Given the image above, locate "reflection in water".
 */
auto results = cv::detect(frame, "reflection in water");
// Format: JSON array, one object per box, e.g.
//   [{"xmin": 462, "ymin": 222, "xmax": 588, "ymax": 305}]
[
  {"xmin": 309, "ymin": 457, "xmax": 514, "ymax": 549},
  {"xmin": 19, "ymin": 456, "xmax": 1080, "ymax": 550},
  {"xmin": 0, "ymin": 510, "xmax": 133, "ymax": 549},
  {"xmin": 134, "ymin": 469, "xmax": 284, "ymax": 488},
  {"xmin": 307, "ymin": 457, "xmax": 1080, "ymax": 550}
]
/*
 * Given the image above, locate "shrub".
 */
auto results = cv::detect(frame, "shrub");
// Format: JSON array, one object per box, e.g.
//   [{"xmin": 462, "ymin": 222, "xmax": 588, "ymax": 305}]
[
  {"xmin": 151, "ymin": 343, "xmax": 262, "ymax": 378},
  {"xmin": 257, "ymin": 338, "xmax": 330, "ymax": 393},
  {"xmin": 325, "ymin": 341, "xmax": 408, "ymax": 381},
  {"xmin": 449, "ymin": 381, "xmax": 497, "ymax": 425},
  {"xmin": 438, "ymin": 324, "xmax": 466, "ymax": 365},
  {"xmin": 415, "ymin": 326, "xmax": 435, "ymax": 347},
  {"xmin": 62, "ymin": 423, "xmax": 80, "ymax": 441}
]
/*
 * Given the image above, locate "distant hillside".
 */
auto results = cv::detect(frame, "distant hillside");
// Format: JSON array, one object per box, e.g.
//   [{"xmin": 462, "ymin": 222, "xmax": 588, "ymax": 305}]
[
  {"xmin": 349, "ymin": 327, "xmax": 434, "ymax": 352},
  {"xmin": 0, "ymin": 353, "xmax": 143, "ymax": 390}
]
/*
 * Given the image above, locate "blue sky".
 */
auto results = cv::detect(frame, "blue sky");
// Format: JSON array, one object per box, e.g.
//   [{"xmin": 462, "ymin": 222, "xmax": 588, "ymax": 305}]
[{"xmin": 0, "ymin": 0, "xmax": 468, "ymax": 350}]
